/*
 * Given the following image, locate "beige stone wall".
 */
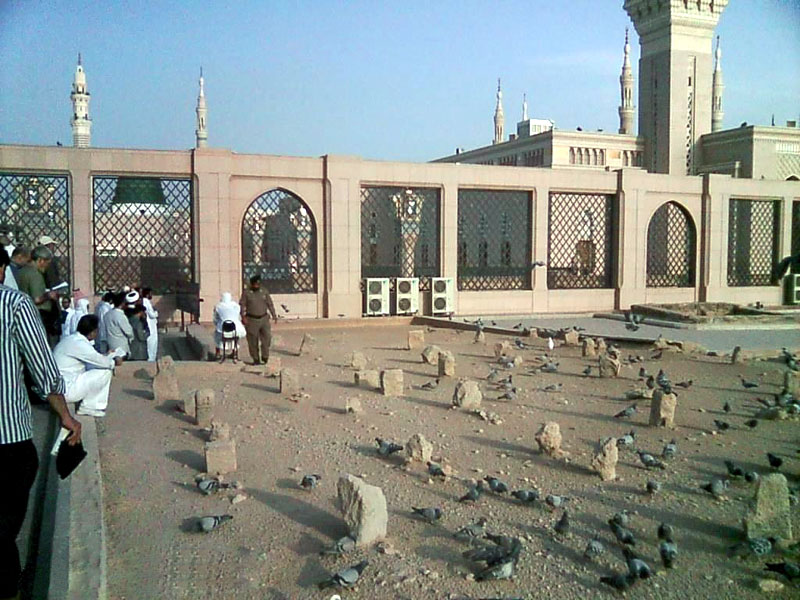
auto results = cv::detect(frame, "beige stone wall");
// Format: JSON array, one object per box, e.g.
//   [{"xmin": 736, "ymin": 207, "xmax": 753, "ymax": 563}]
[{"xmin": 1, "ymin": 143, "xmax": 798, "ymax": 321}]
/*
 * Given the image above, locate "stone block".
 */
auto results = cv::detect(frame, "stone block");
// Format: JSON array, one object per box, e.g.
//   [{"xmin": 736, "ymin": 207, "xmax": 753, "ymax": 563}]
[
  {"xmin": 785, "ymin": 371, "xmax": 800, "ymax": 401},
  {"xmin": 582, "ymin": 338, "xmax": 597, "ymax": 358},
  {"xmin": 195, "ymin": 388, "xmax": 215, "ymax": 427},
  {"xmin": 438, "ymin": 351, "xmax": 456, "ymax": 377},
  {"xmin": 349, "ymin": 351, "xmax": 367, "ymax": 371},
  {"xmin": 153, "ymin": 368, "xmax": 180, "ymax": 404},
  {"xmin": 563, "ymin": 329, "xmax": 580, "ymax": 346},
  {"xmin": 263, "ymin": 356, "xmax": 282, "ymax": 377},
  {"xmin": 209, "ymin": 420, "xmax": 231, "ymax": 441},
  {"xmin": 181, "ymin": 393, "xmax": 196, "ymax": 419},
  {"xmin": 598, "ymin": 354, "xmax": 621, "ymax": 378},
  {"xmin": 280, "ymin": 368, "xmax": 300, "ymax": 394},
  {"xmin": 407, "ymin": 329, "xmax": 425, "ymax": 350},
  {"xmin": 731, "ymin": 345, "xmax": 743, "ymax": 364},
  {"xmin": 345, "ymin": 397, "xmax": 363, "ymax": 414},
  {"xmin": 744, "ymin": 473, "xmax": 792, "ymax": 540},
  {"xmin": 205, "ymin": 439, "xmax": 237, "ymax": 474},
  {"xmin": 156, "ymin": 355, "xmax": 175, "ymax": 375},
  {"xmin": 494, "ymin": 341, "xmax": 512, "ymax": 358},
  {"xmin": 591, "ymin": 437, "xmax": 618, "ymax": 481},
  {"xmin": 354, "ymin": 369, "xmax": 381, "ymax": 389},
  {"xmin": 337, "ymin": 474, "xmax": 388, "ymax": 547},
  {"xmin": 452, "ymin": 379, "xmax": 482, "ymax": 409},
  {"xmin": 298, "ymin": 333, "xmax": 315, "ymax": 356},
  {"xmin": 405, "ymin": 433, "xmax": 433, "ymax": 463},
  {"xmin": 421, "ymin": 345, "xmax": 442, "ymax": 365},
  {"xmin": 380, "ymin": 369, "xmax": 404, "ymax": 397},
  {"xmin": 649, "ymin": 389, "xmax": 677, "ymax": 427},
  {"xmin": 534, "ymin": 421, "xmax": 564, "ymax": 458},
  {"xmin": 596, "ymin": 338, "xmax": 607, "ymax": 355}
]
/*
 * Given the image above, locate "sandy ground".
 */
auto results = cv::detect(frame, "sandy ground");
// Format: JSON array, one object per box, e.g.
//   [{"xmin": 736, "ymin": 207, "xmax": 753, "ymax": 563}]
[{"xmin": 100, "ymin": 323, "xmax": 800, "ymax": 599}]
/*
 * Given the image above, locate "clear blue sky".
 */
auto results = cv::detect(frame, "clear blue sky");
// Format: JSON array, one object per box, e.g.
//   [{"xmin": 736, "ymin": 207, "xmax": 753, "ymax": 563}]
[{"xmin": 1, "ymin": 0, "xmax": 798, "ymax": 162}]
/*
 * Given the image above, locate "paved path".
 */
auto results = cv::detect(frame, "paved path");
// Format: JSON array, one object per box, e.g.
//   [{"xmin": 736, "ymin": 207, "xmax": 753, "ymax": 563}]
[{"xmin": 489, "ymin": 315, "xmax": 800, "ymax": 353}]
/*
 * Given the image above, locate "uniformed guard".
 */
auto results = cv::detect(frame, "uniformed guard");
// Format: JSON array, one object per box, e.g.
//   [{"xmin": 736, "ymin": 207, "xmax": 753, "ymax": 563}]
[{"xmin": 239, "ymin": 275, "xmax": 278, "ymax": 365}]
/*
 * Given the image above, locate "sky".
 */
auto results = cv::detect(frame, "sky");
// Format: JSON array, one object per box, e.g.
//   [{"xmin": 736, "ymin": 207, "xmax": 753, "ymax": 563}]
[{"xmin": 0, "ymin": 0, "xmax": 798, "ymax": 162}]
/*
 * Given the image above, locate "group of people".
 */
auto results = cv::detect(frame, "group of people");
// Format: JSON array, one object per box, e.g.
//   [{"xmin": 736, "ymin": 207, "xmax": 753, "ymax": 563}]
[{"xmin": 93, "ymin": 287, "xmax": 159, "ymax": 362}]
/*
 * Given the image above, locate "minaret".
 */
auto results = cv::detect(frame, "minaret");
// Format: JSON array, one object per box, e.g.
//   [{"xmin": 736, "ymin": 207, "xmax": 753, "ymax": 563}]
[
  {"xmin": 70, "ymin": 54, "xmax": 91, "ymax": 148},
  {"xmin": 195, "ymin": 68, "xmax": 208, "ymax": 148},
  {"xmin": 493, "ymin": 78, "xmax": 504, "ymax": 145},
  {"xmin": 618, "ymin": 29, "xmax": 635, "ymax": 135},
  {"xmin": 522, "ymin": 93, "xmax": 529, "ymax": 122},
  {"xmin": 711, "ymin": 36, "xmax": 724, "ymax": 133}
]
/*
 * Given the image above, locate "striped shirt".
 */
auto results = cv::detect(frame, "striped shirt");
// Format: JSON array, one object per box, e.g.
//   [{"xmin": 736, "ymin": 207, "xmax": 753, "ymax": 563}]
[{"xmin": 0, "ymin": 283, "xmax": 65, "ymax": 444}]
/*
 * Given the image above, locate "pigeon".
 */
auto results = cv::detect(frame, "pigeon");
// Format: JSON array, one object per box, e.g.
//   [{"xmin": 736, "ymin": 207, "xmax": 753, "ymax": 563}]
[
  {"xmin": 740, "ymin": 376, "xmax": 759, "ymax": 389},
  {"xmin": 484, "ymin": 476, "xmax": 509, "ymax": 494},
  {"xmin": 420, "ymin": 378, "xmax": 439, "ymax": 391},
  {"xmin": 541, "ymin": 361, "xmax": 559, "ymax": 373},
  {"xmin": 513, "ymin": 338, "xmax": 527, "ymax": 349},
  {"xmin": 584, "ymin": 538, "xmax": 606, "ymax": 560},
  {"xmin": 320, "ymin": 535, "xmax": 356, "ymax": 556},
  {"xmin": 375, "ymin": 438, "xmax": 404, "ymax": 456},
  {"xmin": 651, "ymin": 350, "xmax": 663, "ymax": 360},
  {"xmin": 724, "ymin": 460, "xmax": 745, "ymax": 479},
  {"xmin": 745, "ymin": 471, "xmax": 760, "ymax": 484},
  {"xmin": 198, "ymin": 514, "xmax": 233, "ymax": 533},
  {"xmin": 662, "ymin": 439, "xmax": 678, "ymax": 459},
  {"xmin": 713, "ymin": 419, "xmax": 731, "ymax": 432},
  {"xmin": 645, "ymin": 375, "xmax": 656, "ymax": 390},
  {"xmin": 659, "ymin": 539, "xmax": 678, "ymax": 569},
  {"xmin": 617, "ymin": 431, "xmax": 636, "ymax": 449},
  {"xmin": 656, "ymin": 369, "xmax": 670, "ymax": 387},
  {"xmin": 600, "ymin": 571, "xmax": 637, "ymax": 591},
  {"xmin": 728, "ymin": 536, "xmax": 775, "ymax": 558},
  {"xmin": 531, "ymin": 260, "xmax": 546, "ymax": 268},
  {"xmin": 542, "ymin": 383, "xmax": 562, "ymax": 393},
  {"xmin": 767, "ymin": 452, "xmax": 783, "ymax": 470},
  {"xmin": 459, "ymin": 482, "xmax": 484, "ymax": 503},
  {"xmin": 657, "ymin": 522, "xmax": 674, "ymax": 541},
  {"xmin": 487, "ymin": 368, "xmax": 500, "ymax": 383},
  {"xmin": 545, "ymin": 494, "xmax": 569, "ymax": 509},
  {"xmin": 300, "ymin": 474, "xmax": 322, "ymax": 490},
  {"xmin": 614, "ymin": 404, "xmax": 637, "ymax": 419},
  {"xmin": 464, "ymin": 539, "xmax": 521, "ymax": 566},
  {"xmin": 511, "ymin": 489, "xmax": 540, "ymax": 503},
  {"xmin": 412, "ymin": 506, "xmax": 442, "ymax": 523},
  {"xmin": 623, "ymin": 547, "xmax": 653, "ymax": 579},
  {"xmin": 700, "ymin": 478, "xmax": 730, "ymax": 499},
  {"xmin": 637, "ymin": 451, "xmax": 666, "ymax": 470},
  {"xmin": 764, "ymin": 561, "xmax": 800, "ymax": 581},
  {"xmin": 475, "ymin": 557, "xmax": 516, "ymax": 581},
  {"xmin": 483, "ymin": 532, "xmax": 522, "ymax": 550},
  {"xmin": 196, "ymin": 477, "xmax": 233, "ymax": 495},
  {"xmin": 723, "ymin": 401, "xmax": 731, "ymax": 413},
  {"xmin": 427, "ymin": 461, "xmax": 447, "ymax": 479},
  {"xmin": 317, "ymin": 559, "xmax": 369, "ymax": 589},
  {"xmin": 582, "ymin": 365, "xmax": 592, "ymax": 376},
  {"xmin": 646, "ymin": 480, "xmax": 662, "ymax": 495},
  {"xmin": 454, "ymin": 517, "xmax": 488, "ymax": 541},
  {"xmin": 498, "ymin": 388, "xmax": 518, "ymax": 401},
  {"xmin": 609, "ymin": 520, "xmax": 636, "ymax": 545},
  {"xmin": 553, "ymin": 510, "xmax": 570, "ymax": 535},
  {"xmin": 280, "ymin": 303, "xmax": 290, "ymax": 313},
  {"xmin": 513, "ymin": 322, "xmax": 524, "ymax": 330},
  {"xmin": 638, "ymin": 367, "xmax": 649, "ymax": 379},
  {"xmin": 610, "ymin": 510, "xmax": 631, "ymax": 527}
]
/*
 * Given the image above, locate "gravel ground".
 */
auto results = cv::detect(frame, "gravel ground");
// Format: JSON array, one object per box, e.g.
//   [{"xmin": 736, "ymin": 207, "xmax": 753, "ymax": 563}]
[{"xmin": 101, "ymin": 324, "xmax": 800, "ymax": 599}]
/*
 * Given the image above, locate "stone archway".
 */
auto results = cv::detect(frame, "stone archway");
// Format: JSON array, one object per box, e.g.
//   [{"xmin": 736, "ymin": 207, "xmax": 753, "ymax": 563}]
[{"xmin": 646, "ymin": 201, "xmax": 696, "ymax": 287}]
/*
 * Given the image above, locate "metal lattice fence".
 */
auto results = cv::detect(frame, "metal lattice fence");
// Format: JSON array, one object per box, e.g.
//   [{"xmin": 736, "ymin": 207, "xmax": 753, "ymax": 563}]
[
  {"xmin": 457, "ymin": 189, "xmax": 531, "ymax": 290},
  {"xmin": 0, "ymin": 173, "xmax": 71, "ymax": 286},
  {"xmin": 241, "ymin": 188, "xmax": 316, "ymax": 293},
  {"xmin": 547, "ymin": 192, "xmax": 614, "ymax": 289},
  {"xmin": 727, "ymin": 198, "xmax": 780, "ymax": 287},
  {"xmin": 92, "ymin": 176, "xmax": 194, "ymax": 294},
  {"xmin": 360, "ymin": 186, "xmax": 440, "ymax": 290},
  {"xmin": 646, "ymin": 202, "xmax": 696, "ymax": 287}
]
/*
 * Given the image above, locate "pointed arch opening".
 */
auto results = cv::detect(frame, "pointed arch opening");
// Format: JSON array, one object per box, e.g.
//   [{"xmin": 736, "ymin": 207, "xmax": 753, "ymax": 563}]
[
  {"xmin": 646, "ymin": 201, "xmax": 696, "ymax": 287},
  {"xmin": 241, "ymin": 188, "xmax": 316, "ymax": 293}
]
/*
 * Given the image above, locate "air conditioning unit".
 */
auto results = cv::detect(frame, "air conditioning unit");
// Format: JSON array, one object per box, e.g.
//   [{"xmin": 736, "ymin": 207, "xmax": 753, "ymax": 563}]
[
  {"xmin": 785, "ymin": 274, "xmax": 800, "ymax": 305},
  {"xmin": 431, "ymin": 277, "xmax": 455, "ymax": 315},
  {"xmin": 365, "ymin": 278, "xmax": 390, "ymax": 316},
  {"xmin": 395, "ymin": 277, "xmax": 419, "ymax": 315}
]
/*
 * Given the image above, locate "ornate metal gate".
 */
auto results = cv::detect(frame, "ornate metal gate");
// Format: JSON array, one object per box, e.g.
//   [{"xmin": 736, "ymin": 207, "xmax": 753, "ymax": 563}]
[
  {"xmin": 92, "ymin": 176, "xmax": 194, "ymax": 293},
  {"xmin": 241, "ymin": 188, "xmax": 316, "ymax": 293},
  {"xmin": 547, "ymin": 192, "xmax": 614, "ymax": 289},
  {"xmin": 727, "ymin": 198, "xmax": 780, "ymax": 287},
  {"xmin": 0, "ymin": 173, "xmax": 71, "ymax": 286},
  {"xmin": 646, "ymin": 202, "xmax": 696, "ymax": 287},
  {"xmin": 360, "ymin": 186, "xmax": 440, "ymax": 290},
  {"xmin": 457, "ymin": 189, "xmax": 531, "ymax": 290}
]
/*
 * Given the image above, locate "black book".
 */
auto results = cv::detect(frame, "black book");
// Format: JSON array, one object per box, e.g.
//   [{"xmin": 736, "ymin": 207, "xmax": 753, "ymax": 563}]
[{"xmin": 56, "ymin": 440, "xmax": 87, "ymax": 479}]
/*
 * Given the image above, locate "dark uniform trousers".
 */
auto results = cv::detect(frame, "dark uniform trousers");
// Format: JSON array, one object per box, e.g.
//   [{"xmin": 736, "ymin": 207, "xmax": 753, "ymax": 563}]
[{"xmin": 245, "ymin": 315, "xmax": 272, "ymax": 364}]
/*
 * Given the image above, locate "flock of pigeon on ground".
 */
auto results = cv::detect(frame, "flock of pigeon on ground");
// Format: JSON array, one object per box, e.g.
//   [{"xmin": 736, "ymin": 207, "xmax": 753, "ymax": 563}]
[{"xmin": 188, "ymin": 319, "xmax": 799, "ymax": 595}]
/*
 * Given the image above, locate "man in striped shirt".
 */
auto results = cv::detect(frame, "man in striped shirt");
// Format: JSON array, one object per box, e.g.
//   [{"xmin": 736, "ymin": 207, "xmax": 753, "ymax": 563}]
[{"xmin": 0, "ymin": 248, "xmax": 81, "ymax": 600}]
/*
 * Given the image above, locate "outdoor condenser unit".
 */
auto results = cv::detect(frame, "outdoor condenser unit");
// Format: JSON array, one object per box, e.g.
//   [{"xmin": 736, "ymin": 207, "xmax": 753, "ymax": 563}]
[
  {"xmin": 395, "ymin": 277, "xmax": 419, "ymax": 315},
  {"xmin": 786, "ymin": 274, "xmax": 800, "ymax": 305},
  {"xmin": 365, "ymin": 278, "xmax": 390, "ymax": 316},
  {"xmin": 431, "ymin": 277, "xmax": 455, "ymax": 315}
]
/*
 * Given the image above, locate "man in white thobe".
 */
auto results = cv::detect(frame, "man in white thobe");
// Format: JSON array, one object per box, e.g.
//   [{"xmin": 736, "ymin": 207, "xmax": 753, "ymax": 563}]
[
  {"xmin": 142, "ymin": 287, "xmax": 159, "ymax": 362},
  {"xmin": 53, "ymin": 314, "xmax": 122, "ymax": 417}
]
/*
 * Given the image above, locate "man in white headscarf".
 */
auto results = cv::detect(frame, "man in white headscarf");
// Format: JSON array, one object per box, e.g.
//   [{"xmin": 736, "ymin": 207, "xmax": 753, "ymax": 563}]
[
  {"xmin": 64, "ymin": 297, "xmax": 90, "ymax": 336},
  {"xmin": 213, "ymin": 292, "xmax": 246, "ymax": 360},
  {"xmin": 141, "ymin": 287, "xmax": 159, "ymax": 362}
]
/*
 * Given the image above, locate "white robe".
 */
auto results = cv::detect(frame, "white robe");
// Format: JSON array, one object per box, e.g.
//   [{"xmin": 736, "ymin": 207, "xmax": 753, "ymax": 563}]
[
  {"xmin": 213, "ymin": 294, "xmax": 246, "ymax": 349},
  {"xmin": 65, "ymin": 298, "xmax": 90, "ymax": 336},
  {"xmin": 142, "ymin": 297, "xmax": 159, "ymax": 362},
  {"xmin": 95, "ymin": 300, "xmax": 112, "ymax": 351},
  {"xmin": 53, "ymin": 332, "xmax": 116, "ymax": 414}
]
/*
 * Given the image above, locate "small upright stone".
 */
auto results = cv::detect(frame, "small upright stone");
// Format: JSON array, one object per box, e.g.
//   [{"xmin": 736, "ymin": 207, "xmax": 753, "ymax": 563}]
[
  {"xmin": 263, "ymin": 356, "xmax": 282, "ymax": 377},
  {"xmin": 152, "ymin": 356, "xmax": 180, "ymax": 403},
  {"xmin": 744, "ymin": 473, "xmax": 792, "ymax": 540},
  {"xmin": 591, "ymin": 437, "xmax": 618, "ymax": 481},
  {"xmin": 784, "ymin": 371, "xmax": 800, "ymax": 401},
  {"xmin": 598, "ymin": 354, "xmax": 621, "ymax": 378},
  {"xmin": 209, "ymin": 420, "xmax": 231, "ymax": 442},
  {"xmin": 596, "ymin": 338, "xmax": 607, "ymax": 355},
  {"xmin": 405, "ymin": 433, "xmax": 433, "ymax": 463},
  {"xmin": 280, "ymin": 368, "xmax": 300, "ymax": 394},
  {"xmin": 452, "ymin": 379, "xmax": 482, "ymax": 409},
  {"xmin": 534, "ymin": 421, "xmax": 564, "ymax": 458},
  {"xmin": 380, "ymin": 369, "xmax": 404, "ymax": 397},
  {"xmin": 421, "ymin": 345, "xmax": 442, "ymax": 365},
  {"xmin": 582, "ymin": 338, "xmax": 597, "ymax": 358},
  {"xmin": 349, "ymin": 351, "xmax": 368, "ymax": 371},
  {"xmin": 494, "ymin": 341, "xmax": 512, "ymax": 359},
  {"xmin": 354, "ymin": 369, "xmax": 381, "ymax": 389},
  {"xmin": 182, "ymin": 393, "xmax": 196, "ymax": 419},
  {"xmin": 563, "ymin": 329, "xmax": 580, "ymax": 346},
  {"xmin": 438, "ymin": 351, "xmax": 456, "ymax": 377},
  {"xmin": 205, "ymin": 439, "xmax": 237, "ymax": 474},
  {"xmin": 194, "ymin": 389, "xmax": 215, "ymax": 427},
  {"xmin": 407, "ymin": 329, "xmax": 425, "ymax": 350},
  {"xmin": 731, "ymin": 345, "xmax": 743, "ymax": 364},
  {"xmin": 345, "ymin": 397, "xmax": 363, "ymax": 414},
  {"xmin": 337, "ymin": 474, "xmax": 388, "ymax": 547},
  {"xmin": 649, "ymin": 389, "xmax": 677, "ymax": 427},
  {"xmin": 298, "ymin": 333, "xmax": 315, "ymax": 356}
]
